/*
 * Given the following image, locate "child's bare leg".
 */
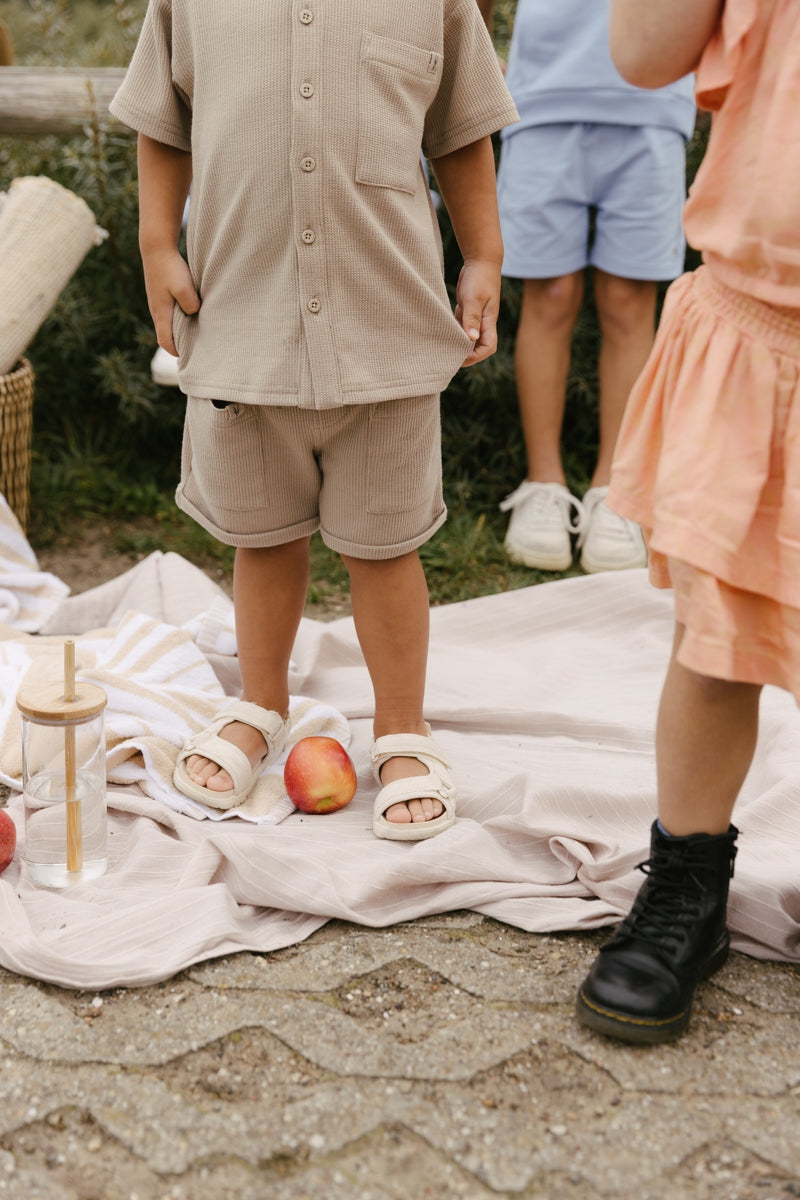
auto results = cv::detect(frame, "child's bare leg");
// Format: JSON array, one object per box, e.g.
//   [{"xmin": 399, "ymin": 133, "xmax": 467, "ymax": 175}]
[
  {"xmin": 656, "ymin": 624, "xmax": 762, "ymax": 834},
  {"xmin": 185, "ymin": 537, "xmax": 310, "ymax": 792},
  {"xmin": 515, "ymin": 272, "xmax": 584, "ymax": 484},
  {"xmin": 593, "ymin": 271, "xmax": 657, "ymax": 487},
  {"xmin": 341, "ymin": 549, "xmax": 441, "ymax": 825}
]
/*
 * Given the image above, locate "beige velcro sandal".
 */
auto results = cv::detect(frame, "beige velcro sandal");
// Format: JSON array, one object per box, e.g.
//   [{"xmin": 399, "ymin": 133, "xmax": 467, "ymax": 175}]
[
  {"xmin": 173, "ymin": 699, "xmax": 289, "ymax": 810},
  {"xmin": 371, "ymin": 723, "xmax": 456, "ymax": 841}
]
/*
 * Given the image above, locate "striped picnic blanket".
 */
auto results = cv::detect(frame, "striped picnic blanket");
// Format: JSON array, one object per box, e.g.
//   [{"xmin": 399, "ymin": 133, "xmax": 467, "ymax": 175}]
[{"xmin": 1, "ymin": 491, "xmax": 799, "ymax": 988}]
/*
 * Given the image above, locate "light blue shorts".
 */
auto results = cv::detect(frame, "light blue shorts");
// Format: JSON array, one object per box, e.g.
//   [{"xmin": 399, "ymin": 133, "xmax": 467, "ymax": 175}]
[{"xmin": 497, "ymin": 122, "xmax": 687, "ymax": 282}]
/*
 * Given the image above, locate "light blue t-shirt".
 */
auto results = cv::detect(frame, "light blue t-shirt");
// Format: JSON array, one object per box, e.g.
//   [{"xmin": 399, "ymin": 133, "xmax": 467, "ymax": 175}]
[{"xmin": 502, "ymin": 0, "xmax": 696, "ymax": 140}]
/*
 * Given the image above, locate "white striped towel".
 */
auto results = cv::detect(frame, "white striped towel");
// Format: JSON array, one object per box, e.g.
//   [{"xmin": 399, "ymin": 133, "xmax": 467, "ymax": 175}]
[
  {"xmin": 0, "ymin": 494, "xmax": 69, "ymax": 631},
  {"xmin": 1, "ymin": 610, "xmax": 350, "ymax": 825}
]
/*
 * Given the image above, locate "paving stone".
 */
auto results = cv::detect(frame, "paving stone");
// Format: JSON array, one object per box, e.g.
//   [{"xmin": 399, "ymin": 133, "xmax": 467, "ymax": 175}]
[
  {"xmin": 561, "ymin": 989, "xmax": 800, "ymax": 1096},
  {"xmin": 1, "ymin": 919, "xmax": 799, "ymax": 1199},
  {"xmin": 187, "ymin": 920, "xmax": 598, "ymax": 1005},
  {"xmin": 715, "ymin": 954, "xmax": 800, "ymax": 1013}
]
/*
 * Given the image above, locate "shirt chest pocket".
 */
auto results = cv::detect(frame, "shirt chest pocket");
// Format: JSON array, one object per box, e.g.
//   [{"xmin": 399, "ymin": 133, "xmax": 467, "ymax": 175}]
[{"xmin": 357, "ymin": 33, "xmax": 443, "ymax": 196}]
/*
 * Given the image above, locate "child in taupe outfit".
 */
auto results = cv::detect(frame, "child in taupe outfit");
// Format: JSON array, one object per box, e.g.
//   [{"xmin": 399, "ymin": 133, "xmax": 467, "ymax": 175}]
[{"xmin": 111, "ymin": 0, "xmax": 517, "ymax": 837}]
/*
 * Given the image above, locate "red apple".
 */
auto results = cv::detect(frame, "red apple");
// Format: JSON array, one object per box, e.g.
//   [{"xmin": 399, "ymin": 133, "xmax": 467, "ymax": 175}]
[
  {"xmin": 0, "ymin": 809, "xmax": 16, "ymax": 873},
  {"xmin": 284, "ymin": 736, "xmax": 357, "ymax": 814}
]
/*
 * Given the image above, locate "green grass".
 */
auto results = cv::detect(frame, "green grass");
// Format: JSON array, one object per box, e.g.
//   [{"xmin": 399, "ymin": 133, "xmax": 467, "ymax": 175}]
[{"xmin": 0, "ymin": 0, "xmax": 145, "ymax": 66}]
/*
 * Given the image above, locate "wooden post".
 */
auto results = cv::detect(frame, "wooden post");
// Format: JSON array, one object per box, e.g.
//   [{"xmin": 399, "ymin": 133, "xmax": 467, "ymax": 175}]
[
  {"xmin": 0, "ymin": 19, "xmax": 14, "ymax": 67},
  {"xmin": 0, "ymin": 67, "xmax": 128, "ymax": 136}
]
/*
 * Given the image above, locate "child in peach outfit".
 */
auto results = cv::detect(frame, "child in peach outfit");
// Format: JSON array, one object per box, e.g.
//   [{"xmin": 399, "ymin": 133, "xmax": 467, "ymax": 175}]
[{"xmin": 577, "ymin": 0, "xmax": 800, "ymax": 1042}]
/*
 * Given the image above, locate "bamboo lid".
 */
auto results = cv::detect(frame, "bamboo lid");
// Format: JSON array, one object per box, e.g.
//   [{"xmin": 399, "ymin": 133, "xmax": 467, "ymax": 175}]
[{"xmin": 16, "ymin": 678, "xmax": 107, "ymax": 722}]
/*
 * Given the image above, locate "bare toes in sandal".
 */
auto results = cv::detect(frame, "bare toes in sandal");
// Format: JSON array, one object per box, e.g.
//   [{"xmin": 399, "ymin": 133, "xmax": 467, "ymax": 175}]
[
  {"xmin": 371, "ymin": 725, "xmax": 455, "ymax": 841},
  {"xmin": 174, "ymin": 700, "xmax": 289, "ymax": 810}
]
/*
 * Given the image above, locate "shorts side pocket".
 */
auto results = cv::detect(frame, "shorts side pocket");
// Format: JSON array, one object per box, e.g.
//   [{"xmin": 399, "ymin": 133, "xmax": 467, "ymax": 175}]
[
  {"xmin": 181, "ymin": 397, "xmax": 262, "ymax": 514},
  {"xmin": 366, "ymin": 396, "xmax": 441, "ymax": 515}
]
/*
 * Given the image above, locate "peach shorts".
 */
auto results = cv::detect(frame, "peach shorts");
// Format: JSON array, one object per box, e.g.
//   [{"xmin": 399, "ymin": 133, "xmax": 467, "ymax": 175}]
[
  {"xmin": 608, "ymin": 266, "xmax": 800, "ymax": 698},
  {"xmin": 175, "ymin": 393, "xmax": 446, "ymax": 560}
]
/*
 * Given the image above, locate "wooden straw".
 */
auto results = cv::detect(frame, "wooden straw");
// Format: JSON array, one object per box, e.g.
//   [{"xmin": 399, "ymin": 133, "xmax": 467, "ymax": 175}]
[{"xmin": 64, "ymin": 639, "xmax": 82, "ymax": 873}]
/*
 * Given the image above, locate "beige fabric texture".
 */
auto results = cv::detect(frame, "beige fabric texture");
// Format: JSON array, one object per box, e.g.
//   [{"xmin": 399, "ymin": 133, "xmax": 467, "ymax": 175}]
[
  {"xmin": 176, "ymin": 394, "xmax": 446, "ymax": 555},
  {"xmin": 109, "ymin": 0, "xmax": 519, "ymax": 409},
  {"xmin": 1, "ymin": 511, "xmax": 800, "ymax": 987}
]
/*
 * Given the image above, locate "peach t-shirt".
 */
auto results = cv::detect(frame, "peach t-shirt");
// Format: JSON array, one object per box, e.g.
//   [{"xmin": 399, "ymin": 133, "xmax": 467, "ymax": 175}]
[{"xmin": 683, "ymin": 0, "xmax": 800, "ymax": 307}]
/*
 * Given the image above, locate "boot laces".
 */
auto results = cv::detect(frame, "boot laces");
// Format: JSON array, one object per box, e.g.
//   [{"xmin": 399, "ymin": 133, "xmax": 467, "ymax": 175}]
[{"xmin": 622, "ymin": 839, "xmax": 735, "ymax": 950}]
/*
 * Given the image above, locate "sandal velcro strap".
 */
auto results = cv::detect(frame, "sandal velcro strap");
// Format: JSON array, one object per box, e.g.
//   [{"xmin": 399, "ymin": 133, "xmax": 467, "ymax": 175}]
[
  {"xmin": 215, "ymin": 700, "xmax": 289, "ymax": 751},
  {"xmin": 373, "ymin": 773, "xmax": 453, "ymax": 808},
  {"xmin": 370, "ymin": 723, "xmax": 450, "ymax": 782}
]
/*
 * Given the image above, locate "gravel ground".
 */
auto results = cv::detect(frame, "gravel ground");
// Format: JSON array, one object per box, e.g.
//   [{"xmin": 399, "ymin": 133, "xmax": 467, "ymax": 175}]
[{"xmin": 0, "ymin": 916, "xmax": 799, "ymax": 1199}]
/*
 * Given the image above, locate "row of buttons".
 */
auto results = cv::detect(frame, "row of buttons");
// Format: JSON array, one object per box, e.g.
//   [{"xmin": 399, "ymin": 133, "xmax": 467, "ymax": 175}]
[
  {"xmin": 299, "ymin": 8, "xmax": 319, "ymax": 313},
  {"xmin": 302, "ymin": 218, "xmax": 318, "ymax": 311}
]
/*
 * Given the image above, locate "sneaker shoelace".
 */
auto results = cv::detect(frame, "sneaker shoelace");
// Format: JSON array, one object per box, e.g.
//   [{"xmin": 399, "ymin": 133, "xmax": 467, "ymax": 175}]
[
  {"xmin": 499, "ymin": 481, "xmax": 584, "ymax": 533},
  {"xmin": 576, "ymin": 487, "xmax": 641, "ymax": 550}
]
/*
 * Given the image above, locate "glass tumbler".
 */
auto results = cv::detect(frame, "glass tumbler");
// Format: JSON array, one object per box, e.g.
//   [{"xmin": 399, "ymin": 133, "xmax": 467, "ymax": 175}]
[{"xmin": 17, "ymin": 670, "xmax": 108, "ymax": 888}]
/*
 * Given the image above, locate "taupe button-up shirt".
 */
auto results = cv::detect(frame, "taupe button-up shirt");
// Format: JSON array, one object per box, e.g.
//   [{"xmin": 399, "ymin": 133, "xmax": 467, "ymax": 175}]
[{"xmin": 111, "ymin": 0, "xmax": 518, "ymax": 409}]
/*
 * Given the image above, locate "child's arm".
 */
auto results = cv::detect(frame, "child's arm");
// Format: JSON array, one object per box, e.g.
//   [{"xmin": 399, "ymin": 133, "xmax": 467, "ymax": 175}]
[
  {"xmin": 429, "ymin": 136, "xmax": 504, "ymax": 368},
  {"xmin": 609, "ymin": 0, "xmax": 723, "ymax": 88},
  {"xmin": 137, "ymin": 133, "xmax": 199, "ymax": 356}
]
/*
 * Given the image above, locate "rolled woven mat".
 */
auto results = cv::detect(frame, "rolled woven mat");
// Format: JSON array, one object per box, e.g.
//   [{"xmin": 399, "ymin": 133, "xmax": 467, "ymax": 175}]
[{"xmin": 0, "ymin": 176, "xmax": 107, "ymax": 376}]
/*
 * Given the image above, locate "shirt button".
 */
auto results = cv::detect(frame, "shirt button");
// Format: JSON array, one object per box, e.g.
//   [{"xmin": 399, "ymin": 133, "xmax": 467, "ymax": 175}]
[
  {"xmin": 299, "ymin": 8, "xmax": 313, "ymax": 23},
  {"xmin": 300, "ymin": 156, "xmax": 316, "ymax": 172},
  {"xmin": 300, "ymin": 82, "xmax": 314, "ymax": 99},
  {"xmin": 301, "ymin": 229, "xmax": 316, "ymax": 244},
  {"xmin": 307, "ymin": 298, "xmax": 321, "ymax": 313}
]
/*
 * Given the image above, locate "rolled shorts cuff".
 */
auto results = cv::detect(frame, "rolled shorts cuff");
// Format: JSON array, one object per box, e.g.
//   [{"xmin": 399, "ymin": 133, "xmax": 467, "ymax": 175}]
[
  {"xmin": 321, "ymin": 504, "xmax": 448, "ymax": 561},
  {"xmin": 175, "ymin": 486, "xmax": 321, "ymax": 549}
]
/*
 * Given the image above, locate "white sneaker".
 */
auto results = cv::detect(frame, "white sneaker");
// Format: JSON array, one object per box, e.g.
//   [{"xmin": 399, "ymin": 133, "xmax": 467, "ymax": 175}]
[
  {"xmin": 577, "ymin": 486, "xmax": 648, "ymax": 573},
  {"xmin": 499, "ymin": 481, "xmax": 584, "ymax": 570},
  {"xmin": 150, "ymin": 346, "xmax": 180, "ymax": 388}
]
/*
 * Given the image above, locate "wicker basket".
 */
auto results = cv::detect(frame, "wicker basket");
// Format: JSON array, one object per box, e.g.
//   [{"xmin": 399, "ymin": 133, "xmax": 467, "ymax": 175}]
[{"xmin": 0, "ymin": 357, "xmax": 34, "ymax": 530}]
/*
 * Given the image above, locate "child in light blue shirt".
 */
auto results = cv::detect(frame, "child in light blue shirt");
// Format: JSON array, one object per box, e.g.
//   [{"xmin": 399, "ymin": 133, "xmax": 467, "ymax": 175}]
[{"xmin": 481, "ymin": 0, "xmax": 695, "ymax": 576}]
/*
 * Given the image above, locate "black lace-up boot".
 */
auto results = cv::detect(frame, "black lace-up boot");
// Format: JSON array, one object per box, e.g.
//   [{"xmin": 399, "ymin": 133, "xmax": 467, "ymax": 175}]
[{"xmin": 576, "ymin": 821, "xmax": 738, "ymax": 1043}]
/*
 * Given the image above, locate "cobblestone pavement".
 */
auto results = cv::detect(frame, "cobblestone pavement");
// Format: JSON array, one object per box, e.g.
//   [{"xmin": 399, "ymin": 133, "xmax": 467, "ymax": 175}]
[{"xmin": 1, "ymin": 912, "xmax": 799, "ymax": 1200}]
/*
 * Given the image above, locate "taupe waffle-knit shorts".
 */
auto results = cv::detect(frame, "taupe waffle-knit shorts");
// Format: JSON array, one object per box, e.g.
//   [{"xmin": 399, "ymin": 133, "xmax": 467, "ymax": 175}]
[{"xmin": 176, "ymin": 394, "xmax": 446, "ymax": 560}]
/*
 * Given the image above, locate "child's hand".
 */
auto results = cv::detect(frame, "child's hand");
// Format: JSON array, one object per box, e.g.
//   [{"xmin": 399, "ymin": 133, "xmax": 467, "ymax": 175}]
[
  {"xmin": 142, "ymin": 247, "xmax": 200, "ymax": 357},
  {"xmin": 455, "ymin": 258, "xmax": 501, "ymax": 367}
]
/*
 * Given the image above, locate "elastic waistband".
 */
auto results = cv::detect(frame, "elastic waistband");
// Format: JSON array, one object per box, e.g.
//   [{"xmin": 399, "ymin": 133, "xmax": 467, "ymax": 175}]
[{"xmin": 690, "ymin": 266, "xmax": 800, "ymax": 358}]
